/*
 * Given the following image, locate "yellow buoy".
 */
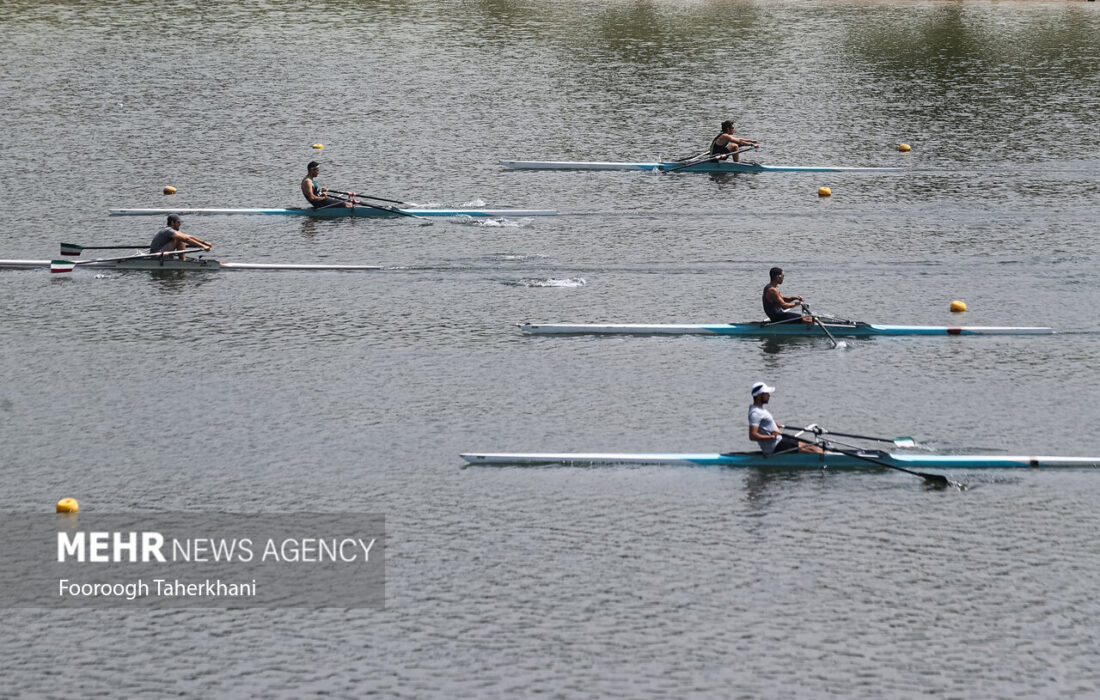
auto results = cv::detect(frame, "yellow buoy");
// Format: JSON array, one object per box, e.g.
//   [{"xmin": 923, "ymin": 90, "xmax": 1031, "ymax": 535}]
[
  {"xmin": 56, "ymin": 497, "xmax": 79, "ymax": 513},
  {"xmin": 950, "ymin": 300, "xmax": 967, "ymax": 313},
  {"xmin": 163, "ymin": 185, "xmax": 177, "ymax": 195},
  {"xmin": 312, "ymin": 143, "xmax": 324, "ymax": 149},
  {"xmin": 898, "ymin": 143, "xmax": 911, "ymax": 152},
  {"xmin": 818, "ymin": 186, "xmax": 831, "ymax": 197}
]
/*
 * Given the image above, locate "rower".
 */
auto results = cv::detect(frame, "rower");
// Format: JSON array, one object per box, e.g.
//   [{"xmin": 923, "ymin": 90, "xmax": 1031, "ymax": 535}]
[
  {"xmin": 763, "ymin": 267, "xmax": 812, "ymax": 323},
  {"xmin": 748, "ymin": 382, "xmax": 824, "ymax": 455},
  {"xmin": 710, "ymin": 120, "xmax": 759, "ymax": 163},
  {"xmin": 301, "ymin": 161, "xmax": 352, "ymax": 210},
  {"xmin": 149, "ymin": 214, "xmax": 212, "ymax": 261}
]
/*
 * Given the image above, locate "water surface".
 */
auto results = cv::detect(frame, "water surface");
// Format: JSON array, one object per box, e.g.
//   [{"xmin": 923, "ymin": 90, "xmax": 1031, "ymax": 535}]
[{"xmin": 2, "ymin": 1, "xmax": 1099, "ymax": 697}]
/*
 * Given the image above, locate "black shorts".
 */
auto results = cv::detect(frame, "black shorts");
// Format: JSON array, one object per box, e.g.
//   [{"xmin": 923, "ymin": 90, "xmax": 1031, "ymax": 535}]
[
  {"xmin": 312, "ymin": 196, "xmax": 347, "ymax": 210},
  {"xmin": 766, "ymin": 311, "xmax": 804, "ymax": 323},
  {"xmin": 770, "ymin": 436, "xmax": 804, "ymax": 454}
]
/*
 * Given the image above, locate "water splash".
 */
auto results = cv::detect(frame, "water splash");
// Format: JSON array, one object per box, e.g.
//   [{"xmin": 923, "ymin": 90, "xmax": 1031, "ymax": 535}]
[{"xmin": 514, "ymin": 278, "xmax": 587, "ymax": 288}]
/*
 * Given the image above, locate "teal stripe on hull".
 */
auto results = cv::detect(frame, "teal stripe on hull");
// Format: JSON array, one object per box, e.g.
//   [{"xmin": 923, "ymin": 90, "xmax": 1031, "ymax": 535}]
[
  {"xmin": 460, "ymin": 452, "xmax": 1100, "ymax": 468},
  {"xmin": 520, "ymin": 322, "xmax": 1054, "ymax": 337}
]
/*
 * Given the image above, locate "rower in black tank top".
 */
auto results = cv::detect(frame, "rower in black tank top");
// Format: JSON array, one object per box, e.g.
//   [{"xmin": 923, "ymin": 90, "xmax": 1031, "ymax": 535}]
[
  {"xmin": 710, "ymin": 134, "xmax": 727, "ymax": 156},
  {"xmin": 762, "ymin": 267, "xmax": 806, "ymax": 322},
  {"xmin": 763, "ymin": 284, "xmax": 802, "ymax": 322}
]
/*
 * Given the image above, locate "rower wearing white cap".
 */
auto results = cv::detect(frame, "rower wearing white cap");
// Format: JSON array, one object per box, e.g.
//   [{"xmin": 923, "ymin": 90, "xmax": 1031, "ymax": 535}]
[{"xmin": 748, "ymin": 382, "xmax": 823, "ymax": 455}]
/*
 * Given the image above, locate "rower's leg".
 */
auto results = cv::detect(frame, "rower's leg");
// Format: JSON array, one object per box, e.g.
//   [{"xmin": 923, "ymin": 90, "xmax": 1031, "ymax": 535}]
[{"xmin": 169, "ymin": 238, "xmax": 188, "ymax": 260}]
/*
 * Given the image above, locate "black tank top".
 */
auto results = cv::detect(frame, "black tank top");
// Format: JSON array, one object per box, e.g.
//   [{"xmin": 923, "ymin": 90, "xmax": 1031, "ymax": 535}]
[
  {"xmin": 710, "ymin": 134, "xmax": 726, "ymax": 156},
  {"xmin": 763, "ymin": 284, "xmax": 786, "ymax": 320}
]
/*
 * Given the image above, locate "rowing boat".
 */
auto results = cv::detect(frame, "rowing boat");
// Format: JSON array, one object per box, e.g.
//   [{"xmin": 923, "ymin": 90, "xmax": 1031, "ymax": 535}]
[
  {"xmin": 0, "ymin": 258, "xmax": 382, "ymax": 272},
  {"xmin": 501, "ymin": 160, "xmax": 901, "ymax": 174},
  {"xmin": 108, "ymin": 207, "xmax": 557, "ymax": 218},
  {"xmin": 520, "ymin": 321, "xmax": 1054, "ymax": 337},
  {"xmin": 460, "ymin": 451, "xmax": 1100, "ymax": 468}
]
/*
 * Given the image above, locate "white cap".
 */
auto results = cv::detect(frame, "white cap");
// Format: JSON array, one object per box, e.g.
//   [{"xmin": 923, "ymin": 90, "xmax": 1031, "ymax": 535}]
[{"xmin": 751, "ymin": 382, "xmax": 775, "ymax": 397}]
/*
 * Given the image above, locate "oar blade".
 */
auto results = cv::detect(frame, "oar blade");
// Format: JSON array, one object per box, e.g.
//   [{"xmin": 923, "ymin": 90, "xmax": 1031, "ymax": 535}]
[
  {"xmin": 893, "ymin": 437, "xmax": 917, "ymax": 448},
  {"xmin": 917, "ymin": 471, "xmax": 953, "ymax": 488},
  {"xmin": 59, "ymin": 243, "xmax": 83, "ymax": 256},
  {"xmin": 49, "ymin": 260, "xmax": 75, "ymax": 274}
]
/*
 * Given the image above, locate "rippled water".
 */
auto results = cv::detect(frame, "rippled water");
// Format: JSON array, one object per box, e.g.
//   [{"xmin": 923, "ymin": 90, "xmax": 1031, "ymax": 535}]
[{"xmin": 2, "ymin": 1, "xmax": 1099, "ymax": 697}]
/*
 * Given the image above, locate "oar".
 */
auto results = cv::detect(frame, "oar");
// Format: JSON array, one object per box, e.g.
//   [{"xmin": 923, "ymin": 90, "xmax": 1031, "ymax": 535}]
[
  {"xmin": 661, "ymin": 145, "xmax": 758, "ymax": 173},
  {"xmin": 786, "ymin": 426, "xmax": 917, "ymax": 448},
  {"xmin": 801, "ymin": 303, "xmax": 840, "ymax": 348},
  {"xmin": 784, "ymin": 433, "xmax": 955, "ymax": 488},
  {"xmin": 325, "ymin": 192, "xmax": 431, "ymax": 222},
  {"xmin": 60, "ymin": 243, "xmax": 148, "ymax": 256},
  {"xmin": 676, "ymin": 150, "xmax": 710, "ymax": 161},
  {"xmin": 324, "ymin": 189, "xmax": 413, "ymax": 207},
  {"xmin": 50, "ymin": 248, "xmax": 204, "ymax": 273}
]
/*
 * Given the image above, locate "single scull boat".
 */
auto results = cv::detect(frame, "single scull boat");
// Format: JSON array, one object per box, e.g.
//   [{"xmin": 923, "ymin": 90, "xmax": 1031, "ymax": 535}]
[
  {"xmin": 0, "ymin": 254, "xmax": 381, "ymax": 273},
  {"xmin": 109, "ymin": 207, "xmax": 557, "ymax": 218},
  {"xmin": 520, "ymin": 321, "xmax": 1054, "ymax": 337},
  {"xmin": 461, "ymin": 451, "xmax": 1100, "ymax": 468},
  {"xmin": 501, "ymin": 160, "xmax": 901, "ymax": 174}
]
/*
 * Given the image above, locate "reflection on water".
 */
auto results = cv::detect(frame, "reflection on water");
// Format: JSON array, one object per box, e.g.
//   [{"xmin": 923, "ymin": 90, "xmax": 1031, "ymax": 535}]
[
  {"xmin": 297, "ymin": 217, "xmax": 322, "ymax": 239},
  {"xmin": 839, "ymin": 3, "xmax": 1099, "ymax": 157},
  {"xmin": 144, "ymin": 270, "xmax": 219, "ymax": 292},
  {"xmin": 758, "ymin": 335, "xmax": 839, "ymax": 355}
]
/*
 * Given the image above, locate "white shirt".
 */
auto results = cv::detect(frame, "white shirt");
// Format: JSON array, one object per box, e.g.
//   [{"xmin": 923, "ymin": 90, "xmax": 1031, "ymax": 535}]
[{"xmin": 748, "ymin": 404, "xmax": 782, "ymax": 454}]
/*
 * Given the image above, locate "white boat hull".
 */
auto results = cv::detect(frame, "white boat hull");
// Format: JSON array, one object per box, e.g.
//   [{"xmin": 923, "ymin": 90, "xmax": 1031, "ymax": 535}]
[
  {"xmin": 108, "ymin": 207, "xmax": 557, "ymax": 218},
  {"xmin": 0, "ymin": 258, "xmax": 383, "ymax": 272}
]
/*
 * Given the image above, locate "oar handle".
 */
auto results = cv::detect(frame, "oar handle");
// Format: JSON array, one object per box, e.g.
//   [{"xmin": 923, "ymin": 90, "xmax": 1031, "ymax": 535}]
[
  {"xmin": 785, "ymin": 426, "xmax": 915, "ymax": 446},
  {"xmin": 325, "ymin": 189, "xmax": 411, "ymax": 207}
]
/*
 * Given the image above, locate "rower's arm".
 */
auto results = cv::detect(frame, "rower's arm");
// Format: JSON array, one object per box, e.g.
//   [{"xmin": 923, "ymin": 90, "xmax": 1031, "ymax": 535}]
[
  {"xmin": 302, "ymin": 178, "xmax": 322, "ymax": 204},
  {"xmin": 178, "ymin": 233, "xmax": 212, "ymax": 251},
  {"xmin": 766, "ymin": 287, "xmax": 802, "ymax": 309},
  {"xmin": 749, "ymin": 423, "xmax": 780, "ymax": 442}
]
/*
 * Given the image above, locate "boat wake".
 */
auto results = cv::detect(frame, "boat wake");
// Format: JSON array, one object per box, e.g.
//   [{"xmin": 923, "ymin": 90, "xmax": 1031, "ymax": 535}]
[
  {"xmin": 488, "ymin": 253, "xmax": 549, "ymax": 262},
  {"xmin": 471, "ymin": 217, "xmax": 525, "ymax": 228},
  {"xmin": 513, "ymin": 277, "xmax": 587, "ymax": 288}
]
